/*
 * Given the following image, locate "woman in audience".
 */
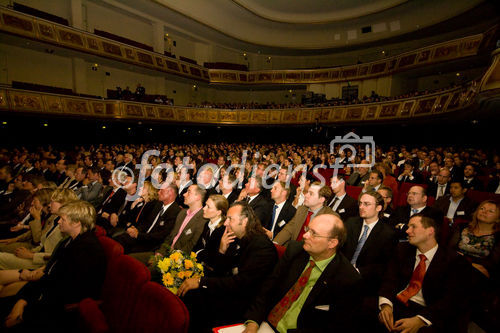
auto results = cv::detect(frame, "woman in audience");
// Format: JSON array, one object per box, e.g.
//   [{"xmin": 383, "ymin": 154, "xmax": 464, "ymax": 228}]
[
  {"xmin": 124, "ymin": 180, "xmax": 159, "ymax": 230},
  {"xmin": 448, "ymin": 200, "xmax": 500, "ymax": 279},
  {"xmin": 0, "ymin": 188, "xmax": 78, "ymax": 270},
  {"xmin": 0, "ymin": 188, "xmax": 54, "ymax": 253},
  {"xmin": 376, "ymin": 162, "xmax": 399, "ymax": 199},
  {"xmin": 2, "ymin": 200, "xmax": 107, "ymax": 330},
  {"xmin": 193, "ymin": 194, "xmax": 230, "ymax": 277},
  {"xmin": 448, "ymin": 200, "xmax": 499, "ymax": 329}
]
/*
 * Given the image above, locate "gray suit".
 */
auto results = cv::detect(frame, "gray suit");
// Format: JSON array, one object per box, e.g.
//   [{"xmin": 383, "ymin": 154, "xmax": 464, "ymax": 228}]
[{"xmin": 274, "ymin": 205, "xmax": 334, "ymax": 246}]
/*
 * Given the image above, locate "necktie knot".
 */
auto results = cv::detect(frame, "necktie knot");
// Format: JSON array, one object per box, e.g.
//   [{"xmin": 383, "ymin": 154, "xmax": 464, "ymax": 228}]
[
  {"xmin": 418, "ymin": 254, "xmax": 427, "ymax": 262},
  {"xmin": 411, "ymin": 208, "xmax": 418, "ymax": 215}
]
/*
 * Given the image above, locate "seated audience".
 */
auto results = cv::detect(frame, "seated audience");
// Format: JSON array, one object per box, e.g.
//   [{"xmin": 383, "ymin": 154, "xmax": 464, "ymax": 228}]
[
  {"xmin": 114, "ymin": 181, "xmax": 180, "ymax": 254},
  {"xmin": 377, "ymin": 185, "xmax": 394, "ymax": 219},
  {"xmin": 0, "ymin": 200, "xmax": 106, "ymax": 331},
  {"xmin": 263, "ymin": 181, "xmax": 296, "ymax": 240},
  {"xmin": 427, "ymin": 168, "xmax": 451, "ymax": 199},
  {"xmin": 0, "ymin": 188, "xmax": 77, "ymax": 269}
]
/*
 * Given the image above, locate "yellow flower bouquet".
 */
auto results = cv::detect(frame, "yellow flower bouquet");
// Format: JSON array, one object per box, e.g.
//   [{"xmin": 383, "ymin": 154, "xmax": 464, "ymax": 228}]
[{"xmin": 157, "ymin": 249, "xmax": 204, "ymax": 294}]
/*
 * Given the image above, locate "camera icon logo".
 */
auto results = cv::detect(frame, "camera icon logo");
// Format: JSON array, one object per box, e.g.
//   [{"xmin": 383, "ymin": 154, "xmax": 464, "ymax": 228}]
[{"xmin": 330, "ymin": 132, "xmax": 376, "ymax": 169}]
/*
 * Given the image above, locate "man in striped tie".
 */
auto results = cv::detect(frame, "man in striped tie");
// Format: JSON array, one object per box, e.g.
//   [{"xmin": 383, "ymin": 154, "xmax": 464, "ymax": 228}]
[
  {"xmin": 378, "ymin": 214, "xmax": 470, "ymax": 332},
  {"xmin": 243, "ymin": 214, "xmax": 362, "ymax": 333}
]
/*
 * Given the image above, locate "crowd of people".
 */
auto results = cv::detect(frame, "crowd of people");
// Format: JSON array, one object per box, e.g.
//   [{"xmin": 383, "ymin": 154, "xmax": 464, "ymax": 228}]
[{"xmin": 0, "ymin": 141, "xmax": 498, "ymax": 332}]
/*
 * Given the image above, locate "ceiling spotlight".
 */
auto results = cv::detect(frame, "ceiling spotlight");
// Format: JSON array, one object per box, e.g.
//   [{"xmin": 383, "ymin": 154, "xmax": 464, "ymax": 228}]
[
  {"xmin": 2, "ymin": 121, "xmax": 6, "ymax": 125},
  {"xmin": 102, "ymin": 126, "xmax": 106, "ymax": 129},
  {"xmin": 381, "ymin": 50, "xmax": 386, "ymax": 55},
  {"xmin": 456, "ymin": 73, "xmax": 460, "ymax": 76},
  {"xmin": 149, "ymin": 128, "xmax": 152, "ymax": 131},
  {"xmin": 243, "ymin": 53, "xmax": 247, "ymax": 57},
  {"xmin": 128, "ymin": 127, "xmax": 131, "ymax": 130},
  {"xmin": 43, "ymin": 123, "xmax": 48, "ymax": 127}
]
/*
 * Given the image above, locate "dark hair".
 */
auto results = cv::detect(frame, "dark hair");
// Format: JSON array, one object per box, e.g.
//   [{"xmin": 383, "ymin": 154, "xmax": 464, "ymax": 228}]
[
  {"xmin": 410, "ymin": 213, "xmax": 439, "ymax": 241},
  {"xmin": 449, "ymin": 179, "xmax": 465, "ymax": 189},
  {"xmin": 231, "ymin": 201, "xmax": 265, "ymax": 238},
  {"xmin": 378, "ymin": 185, "xmax": 393, "ymax": 198},
  {"xmin": 370, "ymin": 170, "xmax": 384, "ymax": 182}
]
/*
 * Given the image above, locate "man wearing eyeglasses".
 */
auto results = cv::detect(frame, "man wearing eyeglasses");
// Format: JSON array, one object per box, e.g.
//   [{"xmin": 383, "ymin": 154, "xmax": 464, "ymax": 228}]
[
  {"xmin": 243, "ymin": 214, "xmax": 362, "ymax": 333},
  {"xmin": 341, "ymin": 191, "xmax": 397, "ymax": 331},
  {"xmin": 389, "ymin": 186, "xmax": 443, "ymax": 241}
]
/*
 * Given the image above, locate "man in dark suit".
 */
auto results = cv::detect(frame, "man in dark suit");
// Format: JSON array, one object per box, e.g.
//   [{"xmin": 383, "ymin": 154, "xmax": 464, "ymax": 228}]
[
  {"xmin": 432, "ymin": 180, "xmax": 476, "ymax": 222},
  {"xmin": 176, "ymin": 168, "xmax": 194, "ymax": 208},
  {"xmin": 263, "ymin": 181, "xmax": 296, "ymax": 240},
  {"xmin": 238, "ymin": 175, "xmax": 272, "ymax": 228},
  {"xmin": 343, "ymin": 191, "xmax": 397, "ymax": 295},
  {"xmin": 219, "ymin": 173, "xmax": 239, "ymax": 205},
  {"xmin": 95, "ymin": 174, "xmax": 128, "ymax": 233},
  {"xmin": 462, "ymin": 164, "xmax": 484, "ymax": 191},
  {"xmin": 274, "ymin": 182, "xmax": 334, "ymax": 246},
  {"xmin": 427, "ymin": 168, "xmax": 451, "ymax": 199},
  {"xmin": 342, "ymin": 191, "xmax": 398, "ymax": 330},
  {"xmin": 389, "ymin": 186, "xmax": 443, "ymax": 241},
  {"xmin": 378, "ymin": 186, "xmax": 394, "ymax": 219},
  {"xmin": 346, "ymin": 160, "xmax": 370, "ymax": 187},
  {"xmin": 177, "ymin": 201, "xmax": 278, "ymax": 332},
  {"xmin": 378, "ymin": 214, "xmax": 470, "ymax": 332},
  {"xmin": 114, "ymin": 183, "xmax": 181, "ymax": 253},
  {"xmin": 397, "ymin": 163, "xmax": 423, "ymax": 184},
  {"xmin": 243, "ymin": 213, "xmax": 362, "ymax": 333},
  {"xmin": 328, "ymin": 174, "xmax": 358, "ymax": 222}
]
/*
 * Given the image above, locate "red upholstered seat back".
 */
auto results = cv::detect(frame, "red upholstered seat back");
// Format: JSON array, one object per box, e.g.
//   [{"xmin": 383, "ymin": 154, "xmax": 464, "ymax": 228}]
[
  {"xmin": 100, "ymin": 255, "xmax": 151, "ymax": 332},
  {"xmin": 94, "ymin": 225, "xmax": 107, "ymax": 237},
  {"xmin": 346, "ymin": 185, "xmax": 362, "ymax": 200},
  {"xmin": 128, "ymin": 282, "xmax": 189, "ymax": 333},
  {"xmin": 466, "ymin": 190, "xmax": 500, "ymax": 205},
  {"xmin": 97, "ymin": 236, "xmax": 124, "ymax": 263}
]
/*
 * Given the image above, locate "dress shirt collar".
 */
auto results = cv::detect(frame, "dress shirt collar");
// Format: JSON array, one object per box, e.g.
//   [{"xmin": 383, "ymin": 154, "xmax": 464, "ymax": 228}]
[{"xmin": 416, "ymin": 244, "xmax": 439, "ymax": 263}]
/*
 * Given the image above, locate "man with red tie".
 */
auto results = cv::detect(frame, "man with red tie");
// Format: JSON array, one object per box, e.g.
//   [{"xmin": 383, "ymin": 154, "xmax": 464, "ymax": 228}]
[
  {"xmin": 378, "ymin": 214, "xmax": 470, "ymax": 332},
  {"xmin": 243, "ymin": 214, "xmax": 362, "ymax": 333}
]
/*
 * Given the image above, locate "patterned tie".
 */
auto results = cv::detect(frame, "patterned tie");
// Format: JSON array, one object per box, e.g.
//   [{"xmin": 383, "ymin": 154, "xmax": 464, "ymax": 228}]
[
  {"xmin": 267, "ymin": 260, "xmax": 315, "ymax": 327},
  {"xmin": 296, "ymin": 211, "xmax": 314, "ymax": 241},
  {"xmin": 397, "ymin": 254, "xmax": 427, "ymax": 306},
  {"xmin": 351, "ymin": 225, "xmax": 369, "ymax": 266}
]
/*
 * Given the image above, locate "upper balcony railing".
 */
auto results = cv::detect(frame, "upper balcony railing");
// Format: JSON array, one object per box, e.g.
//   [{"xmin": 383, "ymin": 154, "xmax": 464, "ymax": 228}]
[
  {"xmin": 0, "ymin": 6, "xmax": 496, "ymax": 85},
  {"xmin": 0, "ymin": 82, "xmax": 480, "ymax": 125}
]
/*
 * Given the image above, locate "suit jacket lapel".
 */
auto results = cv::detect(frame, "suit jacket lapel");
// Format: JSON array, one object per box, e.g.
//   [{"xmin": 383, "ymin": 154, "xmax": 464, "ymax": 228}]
[{"xmin": 302, "ymin": 253, "xmax": 340, "ymax": 310}]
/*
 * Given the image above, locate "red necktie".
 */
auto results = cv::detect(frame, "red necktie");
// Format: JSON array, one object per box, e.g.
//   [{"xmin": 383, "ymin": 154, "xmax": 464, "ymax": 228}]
[
  {"xmin": 267, "ymin": 260, "xmax": 315, "ymax": 327},
  {"xmin": 397, "ymin": 254, "xmax": 427, "ymax": 306},
  {"xmin": 296, "ymin": 211, "xmax": 314, "ymax": 241}
]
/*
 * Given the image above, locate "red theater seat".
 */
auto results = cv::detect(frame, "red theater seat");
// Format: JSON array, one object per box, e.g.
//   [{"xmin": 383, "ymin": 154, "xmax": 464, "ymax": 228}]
[
  {"xmin": 78, "ymin": 255, "xmax": 151, "ymax": 333},
  {"xmin": 346, "ymin": 185, "xmax": 362, "ymax": 200},
  {"xmin": 128, "ymin": 282, "xmax": 189, "ymax": 333},
  {"xmin": 98, "ymin": 236, "xmax": 124, "ymax": 262},
  {"xmin": 466, "ymin": 190, "xmax": 500, "ymax": 204}
]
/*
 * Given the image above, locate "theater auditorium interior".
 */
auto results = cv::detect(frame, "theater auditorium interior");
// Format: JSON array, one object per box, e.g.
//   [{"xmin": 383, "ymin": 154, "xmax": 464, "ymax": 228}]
[{"xmin": 0, "ymin": 0, "xmax": 499, "ymax": 332}]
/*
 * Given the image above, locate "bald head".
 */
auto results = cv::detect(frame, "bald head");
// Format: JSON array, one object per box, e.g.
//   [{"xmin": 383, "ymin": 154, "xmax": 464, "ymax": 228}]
[{"xmin": 302, "ymin": 213, "xmax": 346, "ymax": 261}]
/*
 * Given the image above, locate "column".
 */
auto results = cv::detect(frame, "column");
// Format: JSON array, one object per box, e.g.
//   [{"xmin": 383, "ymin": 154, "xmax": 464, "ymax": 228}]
[
  {"xmin": 152, "ymin": 21, "xmax": 165, "ymax": 54},
  {"xmin": 70, "ymin": 0, "xmax": 83, "ymax": 30}
]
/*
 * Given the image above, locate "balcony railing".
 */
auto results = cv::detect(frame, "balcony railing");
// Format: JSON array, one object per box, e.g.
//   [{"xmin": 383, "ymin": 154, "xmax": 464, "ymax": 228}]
[{"xmin": 0, "ymin": 6, "xmax": 495, "ymax": 85}]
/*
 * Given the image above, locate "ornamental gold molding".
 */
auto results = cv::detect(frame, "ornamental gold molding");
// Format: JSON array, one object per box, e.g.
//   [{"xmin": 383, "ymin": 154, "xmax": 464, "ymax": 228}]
[
  {"xmin": 0, "ymin": 84, "xmax": 478, "ymax": 125},
  {"xmin": 0, "ymin": 6, "xmax": 492, "ymax": 85}
]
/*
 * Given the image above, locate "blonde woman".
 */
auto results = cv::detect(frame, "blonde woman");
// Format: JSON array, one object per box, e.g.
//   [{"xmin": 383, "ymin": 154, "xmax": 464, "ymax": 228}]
[{"xmin": 0, "ymin": 188, "xmax": 78, "ymax": 269}]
